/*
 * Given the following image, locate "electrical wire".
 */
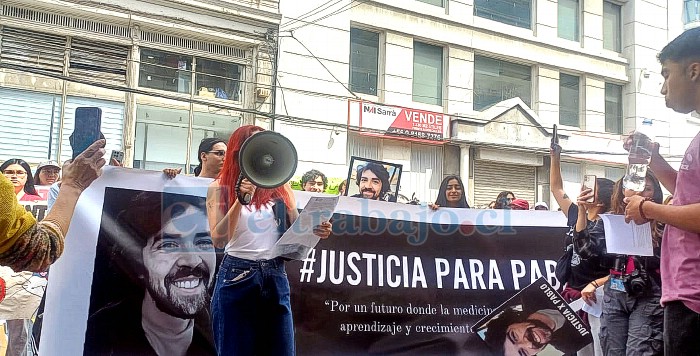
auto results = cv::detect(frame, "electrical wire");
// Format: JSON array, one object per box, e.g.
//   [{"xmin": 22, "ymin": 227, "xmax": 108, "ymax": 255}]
[
  {"xmin": 288, "ymin": 32, "xmax": 359, "ymax": 99},
  {"xmin": 2, "ymin": 62, "xmax": 693, "ymax": 157},
  {"xmin": 279, "ymin": 16, "xmax": 349, "ymax": 33},
  {"xmin": 286, "ymin": 0, "xmax": 372, "ymax": 33},
  {"xmin": 73, "ymin": 53, "xmax": 669, "ymax": 139},
  {"xmin": 280, "ymin": 0, "xmax": 345, "ymax": 29},
  {"xmin": 277, "ymin": 76, "xmax": 290, "ymax": 116}
]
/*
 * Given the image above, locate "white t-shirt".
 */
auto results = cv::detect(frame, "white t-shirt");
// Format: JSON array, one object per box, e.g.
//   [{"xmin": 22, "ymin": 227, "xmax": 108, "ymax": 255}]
[{"xmin": 225, "ymin": 203, "xmax": 280, "ymax": 260}]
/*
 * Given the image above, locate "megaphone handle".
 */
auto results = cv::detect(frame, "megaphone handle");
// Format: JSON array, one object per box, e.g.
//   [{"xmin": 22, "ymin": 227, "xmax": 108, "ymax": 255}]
[{"xmin": 235, "ymin": 173, "xmax": 252, "ymax": 205}]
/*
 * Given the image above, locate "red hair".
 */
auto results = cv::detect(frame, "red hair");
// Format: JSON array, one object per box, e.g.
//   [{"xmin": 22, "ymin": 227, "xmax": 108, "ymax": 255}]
[{"xmin": 218, "ymin": 125, "xmax": 293, "ymax": 211}]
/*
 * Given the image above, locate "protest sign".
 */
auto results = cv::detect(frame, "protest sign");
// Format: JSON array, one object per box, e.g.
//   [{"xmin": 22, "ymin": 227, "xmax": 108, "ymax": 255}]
[
  {"xmin": 286, "ymin": 197, "xmax": 569, "ymax": 354},
  {"xmin": 472, "ymin": 277, "xmax": 592, "ymax": 355},
  {"xmin": 40, "ymin": 168, "xmax": 570, "ymax": 355},
  {"xmin": 19, "ymin": 186, "xmax": 50, "ymax": 220}
]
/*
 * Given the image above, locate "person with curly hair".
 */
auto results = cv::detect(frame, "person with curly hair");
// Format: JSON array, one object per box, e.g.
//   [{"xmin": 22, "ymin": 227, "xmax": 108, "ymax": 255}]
[{"xmin": 301, "ymin": 169, "xmax": 327, "ymax": 193}]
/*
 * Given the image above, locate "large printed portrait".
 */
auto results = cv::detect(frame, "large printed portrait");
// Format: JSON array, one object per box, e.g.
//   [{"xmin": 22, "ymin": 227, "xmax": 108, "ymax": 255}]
[
  {"xmin": 83, "ymin": 187, "xmax": 216, "ymax": 356},
  {"xmin": 472, "ymin": 278, "xmax": 592, "ymax": 356},
  {"xmin": 345, "ymin": 156, "xmax": 402, "ymax": 202}
]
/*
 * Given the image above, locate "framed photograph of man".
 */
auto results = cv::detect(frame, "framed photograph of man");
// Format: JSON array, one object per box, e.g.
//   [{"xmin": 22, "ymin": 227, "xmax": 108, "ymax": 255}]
[
  {"xmin": 472, "ymin": 277, "xmax": 592, "ymax": 356},
  {"xmin": 345, "ymin": 156, "xmax": 402, "ymax": 202}
]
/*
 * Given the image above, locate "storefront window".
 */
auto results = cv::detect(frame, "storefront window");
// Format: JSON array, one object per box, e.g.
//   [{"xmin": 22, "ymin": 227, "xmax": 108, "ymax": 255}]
[
  {"xmin": 134, "ymin": 106, "xmax": 190, "ymax": 171},
  {"xmin": 189, "ymin": 111, "xmax": 239, "ymax": 173},
  {"xmin": 134, "ymin": 105, "xmax": 239, "ymax": 172}
]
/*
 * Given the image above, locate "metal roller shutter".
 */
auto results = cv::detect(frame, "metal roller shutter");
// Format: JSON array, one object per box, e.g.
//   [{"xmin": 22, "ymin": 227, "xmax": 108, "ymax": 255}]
[
  {"xmin": 68, "ymin": 38, "xmax": 128, "ymax": 85},
  {"xmin": 473, "ymin": 160, "xmax": 536, "ymax": 208},
  {"xmin": 0, "ymin": 88, "xmax": 61, "ymax": 163},
  {"xmin": 0, "ymin": 27, "xmax": 65, "ymax": 74}
]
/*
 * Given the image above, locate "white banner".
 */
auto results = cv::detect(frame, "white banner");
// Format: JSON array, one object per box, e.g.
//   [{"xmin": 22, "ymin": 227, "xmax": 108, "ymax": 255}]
[{"xmin": 40, "ymin": 167, "xmax": 213, "ymax": 356}]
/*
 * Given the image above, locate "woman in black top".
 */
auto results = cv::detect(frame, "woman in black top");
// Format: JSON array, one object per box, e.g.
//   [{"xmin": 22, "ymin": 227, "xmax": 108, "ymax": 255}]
[{"xmin": 550, "ymin": 143, "xmax": 614, "ymax": 355}]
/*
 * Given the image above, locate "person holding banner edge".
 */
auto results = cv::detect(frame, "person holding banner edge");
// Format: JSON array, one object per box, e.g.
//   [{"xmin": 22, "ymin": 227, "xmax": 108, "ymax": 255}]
[
  {"xmin": 430, "ymin": 175, "xmax": 470, "ymax": 210},
  {"xmin": 550, "ymin": 142, "xmax": 613, "ymax": 356},
  {"xmin": 206, "ymin": 125, "xmax": 332, "ymax": 355},
  {"xmin": 0, "ymin": 139, "xmax": 105, "ymax": 272}
]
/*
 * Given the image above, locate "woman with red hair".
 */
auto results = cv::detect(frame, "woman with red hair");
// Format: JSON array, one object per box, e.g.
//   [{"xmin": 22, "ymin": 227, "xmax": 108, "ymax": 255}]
[{"xmin": 206, "ymin": 125, "xmax": 331, "ymax": 355}]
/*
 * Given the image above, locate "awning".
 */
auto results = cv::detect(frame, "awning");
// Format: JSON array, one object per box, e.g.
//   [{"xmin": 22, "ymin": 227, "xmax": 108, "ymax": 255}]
[{"xmin": 565, "ymin": 153, "xmax": 628, "ymax": 166}]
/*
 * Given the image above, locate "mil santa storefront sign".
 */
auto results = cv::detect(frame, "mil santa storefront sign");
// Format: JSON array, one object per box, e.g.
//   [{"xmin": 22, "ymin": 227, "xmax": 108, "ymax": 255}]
[{"xmin": 347, "ymin": 100, "xmax": 450, "ymax": 143}]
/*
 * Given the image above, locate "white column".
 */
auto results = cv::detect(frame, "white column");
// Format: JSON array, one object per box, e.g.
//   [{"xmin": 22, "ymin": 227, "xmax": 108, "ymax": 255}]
[{"xmin": 459, "ymin": 144, "xmax": 472, "ymax": 204}]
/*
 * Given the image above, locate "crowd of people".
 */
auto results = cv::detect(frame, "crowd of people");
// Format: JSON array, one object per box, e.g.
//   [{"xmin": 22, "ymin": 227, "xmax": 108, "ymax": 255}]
[
  {"xmin": 299, "ymin": 166, "xmax": 549, "ymax": 212},
  {"xmin": 0, "ymin": 27, "xmax": 699, "ymax": 356}
]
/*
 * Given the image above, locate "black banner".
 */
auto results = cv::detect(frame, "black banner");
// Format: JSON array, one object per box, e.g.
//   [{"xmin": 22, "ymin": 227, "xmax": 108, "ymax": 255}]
[{"xmin": 288, "ymin": 208, "xmax": 568, "ymax": 355}]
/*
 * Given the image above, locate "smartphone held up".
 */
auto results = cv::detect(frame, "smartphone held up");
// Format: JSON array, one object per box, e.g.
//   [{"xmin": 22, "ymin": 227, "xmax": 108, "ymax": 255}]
[
  {"xmin": 582, "ymin": 175, "xmax": 597, "ymax": 203},
  {"xmin": 110, "ymin": 150, "xmax": 124, "ymax": 166},
  {"xmin": 71, "ymin": 107, "xmax": 102, "ymax": 160}
]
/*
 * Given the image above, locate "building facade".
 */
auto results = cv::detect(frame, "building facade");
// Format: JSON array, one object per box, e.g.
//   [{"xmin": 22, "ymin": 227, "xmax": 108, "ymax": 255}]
[
  {"xmin": 0, "ymin": 0, "xmax": 280, "ymax": 172},
  {"xmin": 276, "ymin": 0, "xmax": 695, "ymax": 207}
]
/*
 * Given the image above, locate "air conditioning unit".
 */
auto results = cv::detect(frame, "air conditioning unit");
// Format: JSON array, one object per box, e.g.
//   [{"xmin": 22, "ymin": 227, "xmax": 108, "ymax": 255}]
[{"xmin": 256, "ymin": 88, "xmax": 271, "ymax": 99}]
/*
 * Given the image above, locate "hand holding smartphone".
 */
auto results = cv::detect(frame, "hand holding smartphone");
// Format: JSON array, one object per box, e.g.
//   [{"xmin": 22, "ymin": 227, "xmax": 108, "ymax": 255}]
[
  {"xmin": 551, "ymin": 124, "xmax": 558, "ymax": 147},
  {"xmin": 71, "ymin": 107, "xmax": 102, "ymax": 160},
  {"xmin": 582, "ymin": 175, "xmax": 597, "ymax": 203},
  {"xmin": 110, "ymin": 150, "xmax": 124, "ymax": 166},
  {"xmin": 550, "ymin": 124, "xmax": 561, "ymax": 155}
]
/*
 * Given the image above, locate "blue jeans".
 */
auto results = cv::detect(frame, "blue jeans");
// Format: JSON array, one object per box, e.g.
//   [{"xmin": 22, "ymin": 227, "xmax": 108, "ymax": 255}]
[
  {"xmin": 211, "ymin": 255, "xmax": 294, "ymax": 356},
  {"xmin": 600, "ymin": 278, "xmax": 663, "ymax": 356},
  {"xmin": 664, "ymin": 300, "xmax": 700, "ymax": 355}
]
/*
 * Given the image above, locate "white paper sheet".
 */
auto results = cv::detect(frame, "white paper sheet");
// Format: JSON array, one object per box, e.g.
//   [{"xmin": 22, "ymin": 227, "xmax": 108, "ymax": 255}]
[
  {"xmin": 582, "ymin": 287, "xmax": 604, "ymax": 318},
  {"xmin": 599, "ymin": 214, "xmax": 654, "ymax": 256},
  {"xmin": 267, "ymin": 195, "xmax": 339, "ymax": 260},
  {"xmin": 568, "ymin": 298, "xmax": 585, "ymax": 312}
]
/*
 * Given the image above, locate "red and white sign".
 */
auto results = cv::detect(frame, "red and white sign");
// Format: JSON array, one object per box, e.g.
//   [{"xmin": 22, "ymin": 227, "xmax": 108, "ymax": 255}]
[{"xmin": 347, "ymin": 100, "xmax": 449, "ymax": 142}]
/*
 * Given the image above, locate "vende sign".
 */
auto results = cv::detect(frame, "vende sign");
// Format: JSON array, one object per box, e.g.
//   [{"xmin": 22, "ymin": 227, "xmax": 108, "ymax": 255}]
[{"xmin": 348, "ymin": 100, "xmax": 449, "ymax": 141}]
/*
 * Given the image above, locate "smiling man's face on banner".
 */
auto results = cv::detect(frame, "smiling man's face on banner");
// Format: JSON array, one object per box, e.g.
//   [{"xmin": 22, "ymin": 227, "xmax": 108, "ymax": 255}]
[
  {"xmin": 503, "ymin": 318, "xmax": 553, "ymax": 356},
  {"xmin": 142, "ymin": 202, "xmax": 216, "ymax": 319}
]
